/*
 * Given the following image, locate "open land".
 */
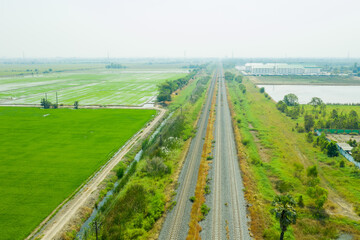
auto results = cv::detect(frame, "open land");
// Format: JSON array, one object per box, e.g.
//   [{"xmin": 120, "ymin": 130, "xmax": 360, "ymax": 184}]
[
  {"xmin": 0, "ymin": 64, "xmax": 187, "ymax": 105},
  {"xmin": 0, "ymin": 107, "xmax": 155, "ymax": 240}
]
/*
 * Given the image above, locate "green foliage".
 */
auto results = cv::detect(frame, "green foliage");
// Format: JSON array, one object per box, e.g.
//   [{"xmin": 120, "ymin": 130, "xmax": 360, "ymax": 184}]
[
  {"xmin": 283, "ymin": 93, "xmax": 299, "ymax": 106},
  {"xmin": 298, "ymin": 195, "xmax": 304, "ymax": 208},
  {"xmin": 224, "ymin": 71, "xmax": 235, "ymax": 81},
  {"xmin": 157, "ymin": 70, "xmax": 197, "ymax": 102},
  {"xmin": 234, "ymin": 75, "xmax": 243, "ymax": 83},
  {"xmin": 189, "ymin": 196, "xmax": 195, "ymax": 202},
  {"xmin": 205, "ymin": 185, "xmax": 211, "ymax": 195},
  {"xmin": 74, "ymin": 101, "xmax": 79, "ymax": 109},
  {"xmin": 271, "ymin": 194, "xmax": 297, "ymax": 240},
  {"xmin": 339, "ymin": 160, "xmax": 345, "ymax": 168},
  {"xmin": 143, "ymin": 157, "xmax": 170, "ymax": 177},
  {"xmin": 260, "ymin": 87, "xmax": 265, "ymax": 93},
  {"xmin": 304, "ymin": 114, "xmax": 315, "ymax": 132},
  {"xmin": 105, "ymin": 63, "xmax": 126, "ymax": 69},
  {"xmin": 201, "ymin": 204, "xmax": 210, "ymax": 217},
  {"xmin": 307, "ymin": 185, "xmax": 328, "ymax": 210},
  {"xmin": 327, "ymin": 141, "xmax": 339, "ymax": 157},
  {"xmin": 306, "ymin": 132, "xmax": 314, "ymax": 143},
  {"xmin": 308, "ymin": 97, "xmax": 323, "ymax": 109},
  {"xmin": 116, "ymin": 163, "xmax": 126, "ymax": 179},
  {"xmin": 276, "ymin": 100, "xmax": 288, "ymax": 113},
  {"xmin": 307, "ymin": 165, "xmax": 318, "ymax": 178},
  {"xmin": 40, "ymin": 98, "xmax": 52, "ymax": 108}
]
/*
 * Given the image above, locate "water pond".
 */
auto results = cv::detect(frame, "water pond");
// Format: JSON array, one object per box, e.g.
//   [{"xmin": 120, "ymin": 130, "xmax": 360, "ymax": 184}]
[{"xmin": 258, "ymin": 85, "xmax": 360, "ymax": 104}]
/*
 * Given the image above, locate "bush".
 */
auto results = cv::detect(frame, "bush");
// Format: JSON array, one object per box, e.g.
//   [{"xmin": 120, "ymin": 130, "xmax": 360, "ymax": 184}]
[
  {"xmin": 201, "ymin": 204, "xmax": 210, "ymax": 217},
  {"xmin": 306, "ymin": 132, "xmax": 314, "ymax": 143},
  {"xmin": 298, "ymin": 195, "xmax": 304, "ymax": 208},
  {"xmin": 189, "ymin": 196, "xmax": 195, "ymax": 202},
  {"xmin": 260, "ymin": 87, "xmax": 265, "ymax": 93},
  {"xmin": 340, "ymin": 160, "xmax": 345, "ymax": 168},
  {"xmin": 144, "ymin": 157, "xmax": 170, "ymax": 177},
  {"xmin": 116, "ymin": 163, "xmax": 126, "ymax": 179},
  {"xmin": 327, "ymin": 141, "xmax": 339, "ymax": 157},
  {"xmin": 297, "ymin": 126, "xmax": 305, "ymax": 133}
]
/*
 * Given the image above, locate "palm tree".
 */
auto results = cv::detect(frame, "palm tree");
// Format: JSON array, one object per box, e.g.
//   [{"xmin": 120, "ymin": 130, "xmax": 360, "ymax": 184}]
[{"xmin": 272, "ymin": 194, "xmax": 297, "ymax": 240}]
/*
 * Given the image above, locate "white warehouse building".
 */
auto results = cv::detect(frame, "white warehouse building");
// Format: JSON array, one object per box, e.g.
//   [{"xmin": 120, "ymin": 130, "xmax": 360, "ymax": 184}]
[{"xmin": 244, "ymin": 63, "xmax": 321, "ymax": 75}]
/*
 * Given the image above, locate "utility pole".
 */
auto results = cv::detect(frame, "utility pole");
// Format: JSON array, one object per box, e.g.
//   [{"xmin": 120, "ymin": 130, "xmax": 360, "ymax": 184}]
[
  {"xmin": 56, "ymin": 92, "xmax": 58, "ymax": 104},
  {"xmin": 45, "ymin": 93, "xmax": 47, "ymax": 101}
]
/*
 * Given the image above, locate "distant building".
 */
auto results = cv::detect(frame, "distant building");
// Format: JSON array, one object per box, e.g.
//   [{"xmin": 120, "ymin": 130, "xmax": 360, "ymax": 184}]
[{"xmin": 244, "ymin": 63, "xmax": 321, "ymax": 75}]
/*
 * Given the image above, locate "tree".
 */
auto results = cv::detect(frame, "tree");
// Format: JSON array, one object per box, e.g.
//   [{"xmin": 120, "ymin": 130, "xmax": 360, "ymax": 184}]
[
  {"xmin": 276, "ymin": 101, "xmax": 288, "ymax": 113},
  {"xmin": 307, "ymin": 185, "xmax": 328, "ymax": 210},
  {"xmin": 74, "ymin": 101, "xmax": 79, "ymax": 109},
  {"xmin": 304, "ymin": 114, "xmax": 315, "ymax": 132},
  {"xmin": 298, "ymin": 195, "xmax": 304, "ymax": 208},
  {"xmin": 283, "ymin": 93, "xmax": 299, "ymax": 106},
  {"xmin": 40, "ymin": 98, "xmax": 51, "ymax": 109},
  {"xmin": 234, "ymin": 75, "xmax": 242, "ymax": 83},
  {"xmin": 327, "ymin": 141, "xmax": 339, "ymax": 157},
  {"xmin": 307, "ymin": 165, "xmax": 318, "ymax": 178},
  {"xmin": 331, "ymin": 109, "xmax": 338, "ymax": 119},
  {"xmin": 272, "ymin": 194, "xmax": 297, "ymax": 240},
  {"xmin": 260, "ymin": 87, "xmax": 265, "ymax": 93},
  {"xmin": 306, "ymin": 132, "xmax": 314, "ymax": 143},
  {"xmin": 308, "ymin": 97, "xmax": 323, "ymax": 111},
  {"xmin": 224, "ymin": 71, "xmax": 235, "ymax": 81}
]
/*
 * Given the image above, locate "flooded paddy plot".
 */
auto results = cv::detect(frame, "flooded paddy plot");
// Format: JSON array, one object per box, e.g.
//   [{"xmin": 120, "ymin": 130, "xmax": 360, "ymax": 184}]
[{"xmin": 0, "ymin": 68, "xmax": 187, "ymax": 105}]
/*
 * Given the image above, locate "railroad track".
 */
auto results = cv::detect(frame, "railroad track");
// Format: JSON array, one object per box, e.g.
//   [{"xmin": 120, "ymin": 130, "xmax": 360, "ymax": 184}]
[
  {"xmin": 160, "ymin": 71, "xmax": 217, "ymax": 240},
  {"xmin": 211, "ymin": 71, "xmax": 222, "ymax": 240},
  {"xmin": 210, "ymin": 65, "xmax": 250, "ymax": 240}
]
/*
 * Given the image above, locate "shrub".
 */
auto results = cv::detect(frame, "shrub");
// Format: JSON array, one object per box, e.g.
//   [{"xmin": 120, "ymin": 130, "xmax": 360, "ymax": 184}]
[
  {"xmin": 144, "ymin": 157, "xmax": 170, "ymax": 177},
  {"xmin": 340, "ymin": 160, "xmax": 345, "ymax": 168},
  {"xmin": 205, "ymin": 185, "xmax": 211, "ymax": 195},
  {"xmin": 260, "ymin": 87, "xmax": 265, "ymax": 93},
  {"xmin": 307, "ymin": 165, "xmax": 318, "ymax": 178},
  {"xmin": 189, "ymin": 196, "xmax": 195, "ymax": 202},
  {"xmin": 116, "ymin": 163, "xmax": 126, "ymax": 179},
  {"xmin": 297, "ymin": 126, "xmax": 305, "ymax": 133},
  {"xmin": 327, "ymin": 141, "xmax": 339, "ymax": 157},
  {"xmin": 298, "ymin": 195, "xmax": 304, "ymax": 208},
  {"xmin": 201, "ymin": 204, "xmax": 210, "ymax": 217}
]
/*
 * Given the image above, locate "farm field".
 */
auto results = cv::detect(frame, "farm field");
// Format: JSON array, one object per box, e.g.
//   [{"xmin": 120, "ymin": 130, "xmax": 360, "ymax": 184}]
[
  {"xmin": 0, "ymin": 107, "xmax": 156, "ymax": 240},
  {"xmin": 0, "ymin": 65, "xmax": 188, "ymax": 105},
  {"xmin": 251, "ymin": 75, "xmax": 360, "ymax": 85}
]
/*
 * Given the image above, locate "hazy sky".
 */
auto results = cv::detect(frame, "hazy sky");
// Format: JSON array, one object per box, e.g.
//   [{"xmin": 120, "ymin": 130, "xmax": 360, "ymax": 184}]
[{"xmin": 1, "ymin": 0, "xmax": 359, "ymax": 58}]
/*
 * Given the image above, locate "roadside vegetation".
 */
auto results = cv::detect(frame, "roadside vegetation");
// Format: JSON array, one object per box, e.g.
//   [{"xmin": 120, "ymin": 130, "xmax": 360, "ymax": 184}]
[
  {"xmin": 226, "ymin": 76, "xmax": 360, "ymax": 239},
  {"xmin": 79, "ymin": 67, "xmax": 212, "ymax": 239}
]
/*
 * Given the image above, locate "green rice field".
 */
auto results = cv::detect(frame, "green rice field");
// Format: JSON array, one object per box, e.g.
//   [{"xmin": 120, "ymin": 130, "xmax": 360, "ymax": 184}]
[
  {"xmin": 0, "ymin": 107, "xmax": 156, "ymax": 239},
  {"xmin": 0, "ymin": 66, "xmax": 187, "ymax": 105}
]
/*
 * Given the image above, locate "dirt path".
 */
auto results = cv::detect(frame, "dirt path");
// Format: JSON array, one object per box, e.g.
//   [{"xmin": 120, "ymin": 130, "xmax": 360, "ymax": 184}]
[{"xmin": 26, "ymin": 106, "xmax": 166, "ymax": 240}]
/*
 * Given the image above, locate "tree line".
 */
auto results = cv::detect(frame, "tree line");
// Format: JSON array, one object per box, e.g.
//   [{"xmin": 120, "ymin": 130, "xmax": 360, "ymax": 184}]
[{"xmin": 157, "ymin": 69, "xmax": 199, "ymax": 103}]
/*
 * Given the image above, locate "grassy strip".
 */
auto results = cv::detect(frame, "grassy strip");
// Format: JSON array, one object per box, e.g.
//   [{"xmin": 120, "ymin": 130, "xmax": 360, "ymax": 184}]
[
  {"xmin": 227, "ymin": 77, "xmax": 360, "ymax": 239},
  {"xmin": 187, "ymin": 74, "xmax": 217, "ymax": 239}
]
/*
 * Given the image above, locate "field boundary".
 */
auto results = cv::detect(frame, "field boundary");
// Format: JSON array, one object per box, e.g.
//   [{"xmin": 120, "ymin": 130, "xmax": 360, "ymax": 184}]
[{"xmin": 26, "ymin": 107, "xmax": 166, "ymax": 240}]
